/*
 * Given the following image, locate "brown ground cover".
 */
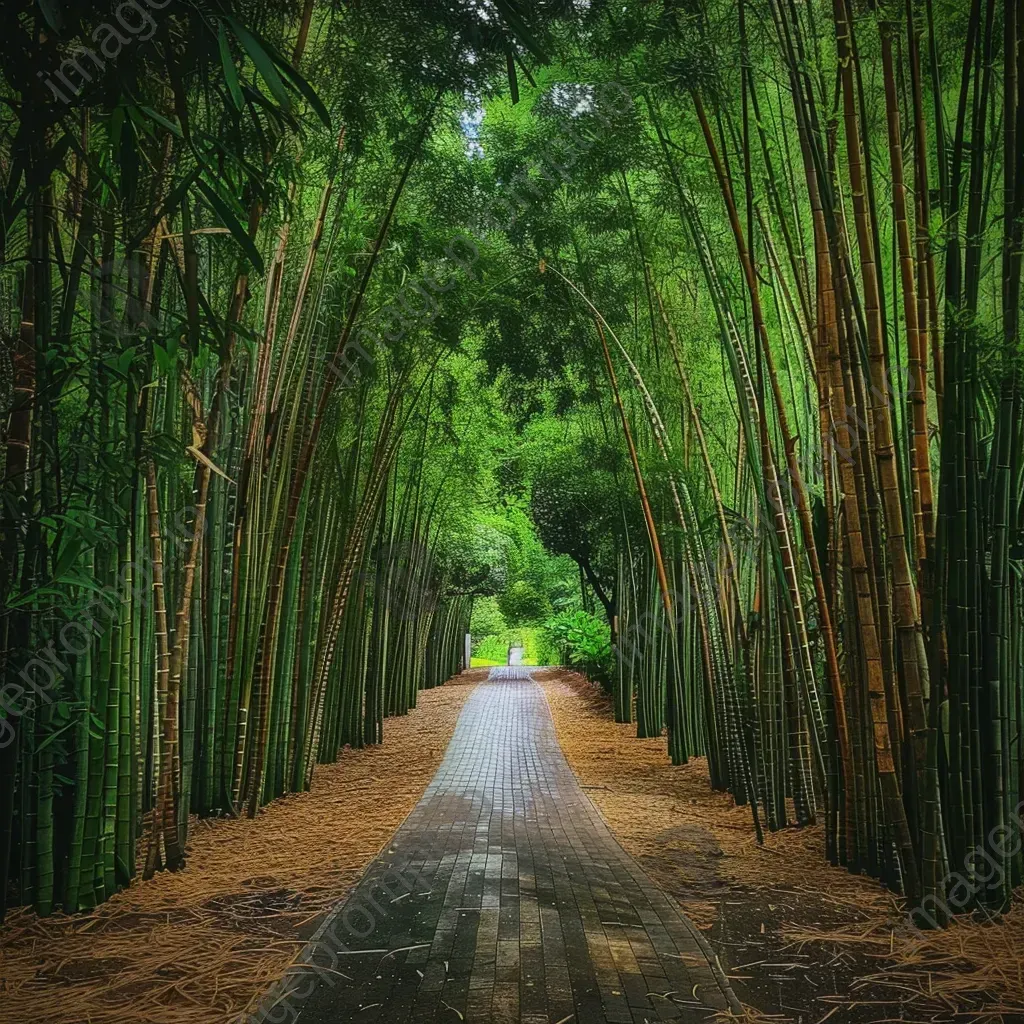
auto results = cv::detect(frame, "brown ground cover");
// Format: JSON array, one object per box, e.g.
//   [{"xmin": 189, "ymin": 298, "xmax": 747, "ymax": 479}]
[
  {"xmin": 0, "ymin": 670, "xmax": 485, "ymax": 1024},
  {"xmin": 537, "ymin": 668, "xmax": 1024, "ymax": 1024},
  {"xmin": 5, "ymin": 666, "xmax": 1023, "ymax": 1024}
]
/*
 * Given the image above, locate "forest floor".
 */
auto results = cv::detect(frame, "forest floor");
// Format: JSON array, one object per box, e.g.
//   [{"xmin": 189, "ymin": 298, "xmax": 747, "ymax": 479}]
[
  {"xmin": 538, "ymin": 668, "xmax": 1024, "ymax": 1024},
  {"xmin": 0, "ymin": 670, "xmax": 487, "ymax": 1024},
  {"xmin": 4, "ymin": 666, "xmax": 1024, "ymax": 1024}
]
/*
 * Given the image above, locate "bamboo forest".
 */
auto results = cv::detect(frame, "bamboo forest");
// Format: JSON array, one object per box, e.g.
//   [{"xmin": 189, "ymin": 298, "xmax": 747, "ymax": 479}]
[{"xmin": 3, "ymin": 0, "xmax": 1024, "ymax": 1021}]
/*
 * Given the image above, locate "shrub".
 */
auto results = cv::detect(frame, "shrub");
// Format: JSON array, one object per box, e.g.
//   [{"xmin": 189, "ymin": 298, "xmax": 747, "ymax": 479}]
[{"xmin": 543, "ymin": 610, "xmax": 612, "ymax": 683}]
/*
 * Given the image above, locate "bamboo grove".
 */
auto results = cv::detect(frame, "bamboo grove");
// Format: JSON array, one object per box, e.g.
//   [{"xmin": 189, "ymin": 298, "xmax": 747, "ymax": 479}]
[
  {"xmin": 3, "ymin": 0, "xmax": 1024, "ymax": 929},
  {"xmin": 470, "ymin": 0, "xmax": 1024, "ymax": 920},
  {"xmin": 0, "ymin": 0, "xmax": 520, "ymax": 919},
  {"xmin": 514, "ymin": 0, "xmax": 1024, "ymax": 918}
]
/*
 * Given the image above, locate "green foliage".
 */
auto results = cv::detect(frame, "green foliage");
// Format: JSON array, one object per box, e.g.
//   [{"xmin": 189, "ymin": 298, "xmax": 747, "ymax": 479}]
[
  {"xmin": 470, "ymin": 596, "xmax": 507, "ymax": 638},
  {"xmin": 473, "ymin": 625, "xmax": 559, "ymax": 666},
  {"xmin": 471, "ymin": 503, "xmax": 579, "ymax": 626},
  {"xmin": 473, "ymin": 634, "xmax": 511, "ymax": 662},
  {"xmin": 543, "ymin": 610, "xmax": 612, "ymax": 679},
  {"xmin": 9, "ymin": 0, "xmax": 1023, "ymax": 935}
]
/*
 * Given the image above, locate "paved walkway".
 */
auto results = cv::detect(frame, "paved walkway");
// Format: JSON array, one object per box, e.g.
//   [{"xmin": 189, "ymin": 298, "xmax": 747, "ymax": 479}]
[{"xmin": 252, "ymin": 669, "xmax": 737, "ymax": 1023}]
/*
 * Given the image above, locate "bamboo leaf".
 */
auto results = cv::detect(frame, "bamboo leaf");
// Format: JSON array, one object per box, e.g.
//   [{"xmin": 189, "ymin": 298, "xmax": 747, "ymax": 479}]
[
  {"xmin": 37, "ymin": 0, "xmax": 63, "ymax": 31},
  {"xmin": 36, "ymin": 724, "xmax": 77, "ymax": 755},
  {"xmin": 196, "ymin": 178, "xmax": 265, "ymax": 275},
  {"xmin": 186, "ymin": 445, "xmax": 236, "ymax": 484},
  {"xmin": 492, "ymin": 0, "xmax": 549, "ymax": 61},
  {"xmin": 226, "ymin": 17, "xmax": 291, "ymax": 112},
  {"xmin": 136, "ymin": 106, "xmax": 184, "ymax": 139},
  {"xmin": 54, "ymin": 535, "xmax": 84, "ymax": 580},
  {"xmin": 125, "ymin": 169, "xmax": 199, "ymax": 254},
  {"xmin": 276, "ymin": 58, "xmax": 331, "ymax": 127},
  {"xmin": 218, "ymin": 23, "xmax": 245, "ymax": 112},
  {"xmin": 505, "ymin": 46, "xmax": 520, "ymax": 105}
]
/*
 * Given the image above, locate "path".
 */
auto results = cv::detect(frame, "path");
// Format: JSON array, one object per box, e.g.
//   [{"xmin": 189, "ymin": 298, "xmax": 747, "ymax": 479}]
[{"xmin": 251, "ymin": 669, "xmax": 738, "ymax": 1023}]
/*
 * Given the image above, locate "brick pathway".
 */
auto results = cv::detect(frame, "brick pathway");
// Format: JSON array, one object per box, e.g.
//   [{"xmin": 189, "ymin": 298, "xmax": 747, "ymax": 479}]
[{"xmin": 251, "ymin": 669, "xmax": 738, "ymax": 1024}]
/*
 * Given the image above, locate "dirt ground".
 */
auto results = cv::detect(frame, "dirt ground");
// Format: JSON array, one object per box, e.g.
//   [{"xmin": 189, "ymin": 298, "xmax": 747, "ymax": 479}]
[
  {"xmin": 536, "ymin": 668, "xmax": 1024, "ymax": 1024},
  {"xmin": 4, "ymin": 667, "xmax": 1024, "ymax": 1024},
  {"xmin": 0, "ymin": 671, "xmax": 486, "ymax": 1024}
]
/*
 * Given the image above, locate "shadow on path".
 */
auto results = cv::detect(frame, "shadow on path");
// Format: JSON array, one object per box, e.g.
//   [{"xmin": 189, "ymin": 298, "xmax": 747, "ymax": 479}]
[{"xmin": 249, "ymin": 668, "xmax": 740, "ymax": 1023}]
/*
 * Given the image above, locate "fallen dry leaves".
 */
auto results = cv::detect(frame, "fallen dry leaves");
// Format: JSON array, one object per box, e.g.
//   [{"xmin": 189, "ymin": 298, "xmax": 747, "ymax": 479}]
[
  {"xmin": 0, "ymin": 672, "xmax": 484, "ymax": 1024},
  {"xmin": 537, "ymin": 668, "xmax": 1024, "ymax": 1023}
]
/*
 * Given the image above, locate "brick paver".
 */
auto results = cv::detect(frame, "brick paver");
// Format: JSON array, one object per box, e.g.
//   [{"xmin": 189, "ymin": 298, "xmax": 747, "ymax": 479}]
[{"xmin": 251, "ymin": 669, "xmax": 737, "ymax": 1024}]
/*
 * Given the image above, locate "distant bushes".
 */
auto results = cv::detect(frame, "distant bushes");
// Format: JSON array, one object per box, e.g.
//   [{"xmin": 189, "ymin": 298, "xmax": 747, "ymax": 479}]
[
  {"xmin": 470, "ymin": 600, "xmax": 613, "ymax": 674},
  {"xmin": 473, "ymin": 633, "xmax": 511, "ymax": 663},
  {"xmin": 472, "ymin": 626, "xmax": 558, "ymax": 666}
]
